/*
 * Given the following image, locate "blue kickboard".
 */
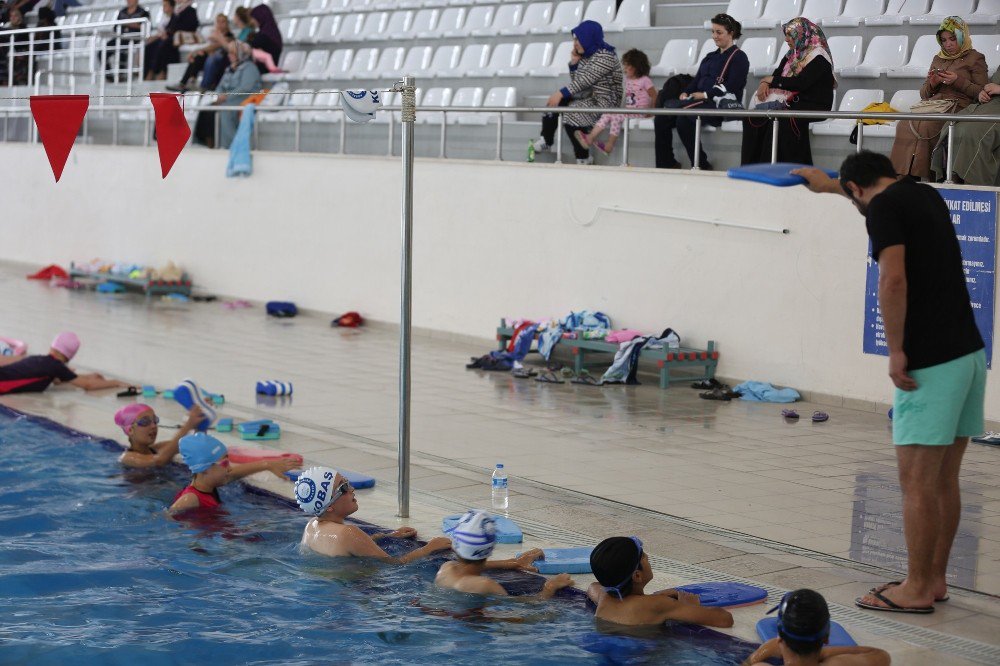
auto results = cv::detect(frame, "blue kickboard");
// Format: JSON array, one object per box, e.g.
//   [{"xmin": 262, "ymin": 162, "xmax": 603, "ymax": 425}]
[
  {"xmin": 727, "ymin": 162, "xmax": 838, "ymax": 187},
  {"xmin": 284, "ymin": 468, "xmax": 376, "ymax": 489},
  {"xmin": 237, "ymin": 419, "xmax": 281, "ymax": 441},
  {"xmin": 757, "ymin": 617, "xmax": 857, "ymax": 647},
  {"xmin": 519, "ymin": 546, "xmax": 594, "ymax": 574},
  {"xmin": 442, "ymin": 514, "xmax": 523, "ymax": 544},
  {"xmin": 675, "ymin": 582, "xmax": 768, "ymax": 607}
]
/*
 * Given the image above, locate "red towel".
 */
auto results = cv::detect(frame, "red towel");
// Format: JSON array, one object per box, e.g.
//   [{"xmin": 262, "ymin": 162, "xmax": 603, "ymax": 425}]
[{"xmin": 26, "ymin": 265, "xmax": 68, "ymax": 280}]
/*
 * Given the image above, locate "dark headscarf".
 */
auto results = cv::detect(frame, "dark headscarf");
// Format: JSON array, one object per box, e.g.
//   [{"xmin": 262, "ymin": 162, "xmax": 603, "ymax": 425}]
[
  {"xmin": 250, "ymin": 4, "xmax": 282, "ymax": 53},
  {"xmin": 571, "ymin": 20, "xmax": 615, "ymax": 58}
]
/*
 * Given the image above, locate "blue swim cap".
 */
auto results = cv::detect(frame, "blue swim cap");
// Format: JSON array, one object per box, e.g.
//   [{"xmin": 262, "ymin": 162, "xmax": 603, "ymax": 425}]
[{"xmin": 179, "ymin": 432, "xmax": 227, "ymax": 473}]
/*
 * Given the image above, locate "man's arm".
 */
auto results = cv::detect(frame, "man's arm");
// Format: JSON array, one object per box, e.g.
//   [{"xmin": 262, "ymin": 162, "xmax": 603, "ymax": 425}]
[
  {"xmin": 69, "ymin": 374, "xmax": 129, "ymax": 391},
  {"xmin": 790, "ymin": 167, "xmax": 845, "ymax": 195},
  {"xmin": 878, "ymin": 245, "xmax": 916, "ymax": 391},
  {"xmin": 484, "ymin": 548, "xmax": 543, "ymax": 572},
  {"xmin": 821, "ymin": 646, "xmax": 892, "ymax": 666}
]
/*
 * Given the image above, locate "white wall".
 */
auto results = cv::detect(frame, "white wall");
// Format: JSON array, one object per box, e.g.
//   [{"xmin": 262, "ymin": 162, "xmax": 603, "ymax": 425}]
[{"xmin": 1, "ymin": 144, "xmax": 996, "ymax": 416}]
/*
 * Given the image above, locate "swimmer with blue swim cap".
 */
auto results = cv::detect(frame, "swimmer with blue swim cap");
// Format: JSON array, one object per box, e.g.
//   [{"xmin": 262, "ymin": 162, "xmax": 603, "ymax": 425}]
[
  {"xmin": 743, "ymin": 589, "xmax": 890, "ymax": 666},
  {"xmin": 167, "ymin": 433, "xmax": 299, "ymax": 514},
  {"xmin": 297, "ymin": 466, "xmax": 453, "ymax": 563},
  {"xmin": 434, "ymin": 510, "xmax": 568, "ymax": 597},
  {"xmin": 587, "ymin": 536, "xmax": 734, "ymax": 628}
]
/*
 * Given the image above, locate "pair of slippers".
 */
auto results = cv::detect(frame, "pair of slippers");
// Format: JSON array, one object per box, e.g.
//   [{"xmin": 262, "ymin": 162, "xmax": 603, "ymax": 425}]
[
  {"xmin": 782, "ymin": 409, "xmax": 829, "ymax": 422},
  {"xmin": 855, "ymin": 581, "xmax": 945, "ymax": 614},
  {"xmin": 699, "ymin": 387, "xmax": 740, "ymax": 401},
  {"xmin": 691, "ymin": 378, "xmax": 726, "ymax": 390}
]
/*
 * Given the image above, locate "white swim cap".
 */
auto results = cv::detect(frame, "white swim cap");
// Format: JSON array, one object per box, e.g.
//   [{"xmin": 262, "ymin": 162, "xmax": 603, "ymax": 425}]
[
  {"xmin": 447, "ymin": 510, "xmax": 497, "ymax": 561},
  {"xmin": 294, "ymin": 466, "xmax": 343, "ymax": 516}
]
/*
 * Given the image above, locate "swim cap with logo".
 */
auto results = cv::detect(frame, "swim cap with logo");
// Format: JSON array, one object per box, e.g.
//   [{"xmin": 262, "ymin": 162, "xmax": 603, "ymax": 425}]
[
  {"xmin": 446, "ymin": 510, "xmax": 497, "ymax": 561},
  {"xmin": 295, "ymin": 466, "xmax": 343, "ymax": 516}
]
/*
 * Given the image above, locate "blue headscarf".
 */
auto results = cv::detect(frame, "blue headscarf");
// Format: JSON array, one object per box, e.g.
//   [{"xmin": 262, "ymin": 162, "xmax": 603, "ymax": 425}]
[{"xmin": 571, "ymin": 20, "xmax": 615, "ymax": 58}]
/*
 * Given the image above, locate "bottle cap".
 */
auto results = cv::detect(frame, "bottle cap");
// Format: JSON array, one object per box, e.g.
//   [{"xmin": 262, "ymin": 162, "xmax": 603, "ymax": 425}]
[{"xmin": 496, "ymin": 463, "xmax": 504, "ymax": 469}]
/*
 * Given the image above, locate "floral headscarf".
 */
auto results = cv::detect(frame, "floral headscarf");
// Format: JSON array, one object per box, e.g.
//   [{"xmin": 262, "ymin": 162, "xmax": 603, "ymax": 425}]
[
  {"xmin": 781, "ymin": 17, "xmax": 834, "ymax": 78},
  {"xmin": 936, "ymin": 16, "xmax": 972, "ymax": 61}
]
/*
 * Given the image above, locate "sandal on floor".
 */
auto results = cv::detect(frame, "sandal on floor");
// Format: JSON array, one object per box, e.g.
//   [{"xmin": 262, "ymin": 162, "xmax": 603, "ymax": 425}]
[
  {"xmin": 511, "ymin": 368, "xmax": 537, "ymax": 379},
  {"xmin": 691, "ymin": 378, "xmax": 724, "ymax": 390},
  {"xmin": 855, "ymin": 590, "xmax": 934, "ymax": 614},
  {"xmin": 572, "ymin": 373, "xmax": 602, "ymax": 386},
  {"xmin": 699, "ymin": 388, "xmax": 732, "ymax": 401},
  {"xmin": 535, "ymin": 371, "xmax": 565, "ymax": 384},
  {"xmin": 781, "ymin": 409, "xmax": 799, "ymax": 420},
  {"xmin": 117, "ymin": 386, "xmax": 140, "ymax": 398},
  {"xmin": 871, "ymin": 581, "xmax": 948, "ymax": 603},
  {"xmin": 812, "ymin": 411, "xmax": 829, "ymax": 423}
]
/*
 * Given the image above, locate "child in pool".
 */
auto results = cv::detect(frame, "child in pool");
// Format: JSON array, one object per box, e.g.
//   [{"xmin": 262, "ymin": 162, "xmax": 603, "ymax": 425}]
[
  {"xmin": 168, "ymin": 433, "xmax": 298, "ymax": 513},
  {"xmin": 115, "ymin": 403, "xmax": 204, "ymax": 468},
  {"xmin": 0, "ymin": 332, "xmax": 130, "ymax": 393},
  {"xmin": 576, "ymin": 49, "xmax": 656, "ymax": 155},
  {"xmin": 743, "ymin": 589, "xmax": 890, "ymax": 665},
  {"xmin": 434, "ymin": 510, "xmax": 573, "ymax": 597},
  {"xmin": 587, "ymin": 536, "xmax": 734, "ymax": 627}
]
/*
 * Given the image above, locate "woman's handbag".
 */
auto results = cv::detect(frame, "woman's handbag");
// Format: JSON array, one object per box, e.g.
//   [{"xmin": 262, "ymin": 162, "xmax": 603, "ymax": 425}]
[
  {"xmin": 749, "ymin": 90, "xmax": 792, "ymax": 111},
  {"xmin": 907, "ymin": 98, "xmax": 958, "ymax": 140}
]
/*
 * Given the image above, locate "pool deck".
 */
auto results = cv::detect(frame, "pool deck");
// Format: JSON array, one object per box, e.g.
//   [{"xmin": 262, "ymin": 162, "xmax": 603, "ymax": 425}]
[{"xmin": 2, "ymin": 261, "xmax": 999, "ymax": 665}]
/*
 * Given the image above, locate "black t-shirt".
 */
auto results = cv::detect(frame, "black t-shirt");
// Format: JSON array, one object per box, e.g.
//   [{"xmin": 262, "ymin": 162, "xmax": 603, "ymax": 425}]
[
  {"xmin": 0, "ymin": 354, "xmax": 77, "ymax": 394},
  {"xmin": 866, "ymin": 178, "xmax": 984, "ymax": 370}
]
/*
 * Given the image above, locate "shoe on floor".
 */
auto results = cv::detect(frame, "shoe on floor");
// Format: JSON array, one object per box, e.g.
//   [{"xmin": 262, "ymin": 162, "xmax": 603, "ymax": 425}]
[
  {"xmin": 661, "ymin": 160, "xmax": 682, "ymax": 169},
  {"xmin": 532, "ymin": 137, "xmax": 551, "ymax": 153},
  {"xmin": 576, "ymin": 156, "xmax": 594, "ymax": 165}
]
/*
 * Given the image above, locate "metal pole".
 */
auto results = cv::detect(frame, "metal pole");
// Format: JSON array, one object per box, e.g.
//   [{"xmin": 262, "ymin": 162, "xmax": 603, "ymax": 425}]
[
  {"xmin": 495, "ymin": 113, "xmax": 503, "ymax": 161},
  {"xmin": 295, "ymin": 109, "xmax": 301, "ymax": 152},
  {"xmin": 622, "ymin": 118, "xmax": 630, "ymax": 166},
  {"xmin": 339, "ymin": 109, "xmax": 346, "ymax": 153},
  {"xmin": 945, "ymin": 122, "xmax": 955, "ymax": 184},
  {"xmin": 692, "ymin": 116, "xmax": 702, "ymax": 170},
  {"xmin": 397, "ymin": 75, "xmax": 416, "ymax": 519},
  {"xmin": 770, "ymin": 118, "xmax": 779, "ymax": 164},
  {"xmin": 856, "ymin": 122, "xmax": 864, "ymax": 152},
  {"xmin": 555, "ymin": 112, "xmax": 563, "ymax": 164},
  {"xmin": 439, "ymin": 111, "xmax": 446, "ymax": 158},
  {"xmin": 387, "ymin": 111, "xmax": 394, "ymax": 156}
]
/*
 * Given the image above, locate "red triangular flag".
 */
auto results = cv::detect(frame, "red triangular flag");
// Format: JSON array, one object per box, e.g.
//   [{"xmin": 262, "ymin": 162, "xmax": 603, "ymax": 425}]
[
  {"xmin": 29, "ymin": 95, "xmax": 89, "ymax": 182},
  {"xmin": 150, "ymin": 93, "xmax": 192, "ymax": 178}
]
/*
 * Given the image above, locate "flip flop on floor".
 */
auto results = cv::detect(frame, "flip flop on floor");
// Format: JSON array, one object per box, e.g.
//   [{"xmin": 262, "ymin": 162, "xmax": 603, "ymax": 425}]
[
  {"xmin": 691, "ymin": 378, "xmax": 725, "ymax": 390},
  {"xmin": 871, "ymin": 581, "xmax": 948, "ymax": 603},
  {"xmin": 812, "ymin": 411, "xmax": 829, "ymax": 423},
  {"xmin": 855, "ymin": 590, "xmax": 934, "ymax": 614},
  {"xmin": 700, "ymin": 388, "xmax": 732, "ymax": 401},
  {"xmin": 572, "ymin": 373, "xmax": 602, "ymax": 386},
  {"xmin": 781, "ymin": 409, "xmax": 799, "ymax": 420},
  {"xmin": 511, "ymin": 368, "xmax": 537, "ymax": 379},
  {"xmin": 535, "ymin": 371, "xmax": 565, "ymax": 384}
]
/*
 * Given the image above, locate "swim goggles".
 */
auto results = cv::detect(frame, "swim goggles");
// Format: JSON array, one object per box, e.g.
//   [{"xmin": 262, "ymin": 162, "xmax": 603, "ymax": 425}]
[
  {"xmin": 767, "ymin": 592, "xmax": 830, "ymax": 642},
  {"xmin": 603, "ymin": 536, "xmax": 644, "ymax": 600},
  {"xmin": 330, "ymin": 480, "xmax": 351, "ymax": 504},
  {"xmin": 134, "ymin": 416, "xmax": 160, "ymax": 427}
]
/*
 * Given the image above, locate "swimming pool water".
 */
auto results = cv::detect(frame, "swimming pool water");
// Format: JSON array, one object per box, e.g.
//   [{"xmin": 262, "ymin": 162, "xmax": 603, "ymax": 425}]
[{"xmin": 0, "ymin": 406, "xmax": 759, "ymax": 664}]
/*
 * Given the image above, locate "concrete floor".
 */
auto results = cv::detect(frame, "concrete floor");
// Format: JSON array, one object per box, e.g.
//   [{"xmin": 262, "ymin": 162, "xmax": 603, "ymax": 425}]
[{"xmin": 1, "ymin": 261, "xmax": 999, "ymax": 664}]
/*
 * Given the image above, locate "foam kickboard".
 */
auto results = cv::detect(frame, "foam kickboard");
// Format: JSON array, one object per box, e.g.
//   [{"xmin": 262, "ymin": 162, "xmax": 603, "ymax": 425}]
[
  {"xmin": 518, "ymin": 546, "xmax": 594, "ymax": 574},
  {"xmin": 442, "ymin": 514, "xmax": 523, "ymax": 544},
  {"xmin": 757, "ymin": 617, "xmax": 857, "ymax": 647},
  {"xmin": 675, "ymin": 582, "xmax": 767, "ymax": 608},
  {"xmin": 727, "ymin": 162, "xmax": 838, "ymax": 187},
  {"xmin": 284, "ymin": 468, "xmax": 376, "ymax": 490}
]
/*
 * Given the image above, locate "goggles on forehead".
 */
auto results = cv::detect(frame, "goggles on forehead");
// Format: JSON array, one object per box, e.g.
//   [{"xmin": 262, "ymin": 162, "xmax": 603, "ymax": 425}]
[{"xmin": 603, "ymin": 536, "xmax": 644, "ymax": 600}]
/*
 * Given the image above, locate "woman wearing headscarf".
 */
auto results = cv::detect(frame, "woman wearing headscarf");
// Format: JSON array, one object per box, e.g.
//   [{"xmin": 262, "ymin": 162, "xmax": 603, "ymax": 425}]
[
  {"xmin": 741, "ymin": 17, "xmax": 835, "ymax": 165},
  {"xmin": 890, "ymin": 16, "xmax": 987, "ymax": 180},
  {"xmin": 932, "ymin": 64, "xmax": 1000, "ymax": 186},
  {"xmin": 193, "ymin": 40, "xmax": 262, "ymax": 149},
  {"xmin": 249, "ymin": 3, "xmax": 282, "ymax": 72},
  {"xmin": 532, "ymin": 20, "xmax": 624, "ymax": 164}
]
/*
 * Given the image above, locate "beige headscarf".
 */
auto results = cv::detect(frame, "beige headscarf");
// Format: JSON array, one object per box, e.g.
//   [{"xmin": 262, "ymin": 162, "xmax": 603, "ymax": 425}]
[{"xmin": 936, "ymin": 16, "xmax": 973, "ymax": 61}]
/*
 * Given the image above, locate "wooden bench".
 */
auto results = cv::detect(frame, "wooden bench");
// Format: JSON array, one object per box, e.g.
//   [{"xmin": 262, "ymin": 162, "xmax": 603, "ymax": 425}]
[{"xmin": 496, "ymin": 319, "xmax": 719, "ymax": 389}]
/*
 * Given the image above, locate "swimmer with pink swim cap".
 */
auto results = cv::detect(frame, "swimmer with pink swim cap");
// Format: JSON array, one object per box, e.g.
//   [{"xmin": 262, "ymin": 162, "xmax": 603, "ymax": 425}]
[
  {"xmin": 0, "ymin": 331, "xmax": 130, "ymax": 395},
  {"xmin": 115, "ymin": 402, "xmax": 206, "ymax": 468}
]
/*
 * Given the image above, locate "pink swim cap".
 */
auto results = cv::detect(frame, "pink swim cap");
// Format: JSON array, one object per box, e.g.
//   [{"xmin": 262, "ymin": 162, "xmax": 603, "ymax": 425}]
[
  {"xmin": 51, "ymin": 331, "xmax": 80, "ymax": 361},
  {"xmin": 114, "ymin": 403, "xmax": 154, "ymax": 435}
]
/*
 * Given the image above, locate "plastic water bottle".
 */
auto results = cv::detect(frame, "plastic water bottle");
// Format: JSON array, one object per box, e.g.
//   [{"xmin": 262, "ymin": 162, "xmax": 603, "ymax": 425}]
[
  {"xmin": 527, "ymin": 141, "xmax": 535, "ymax": 163},
  {"xmin": 491, "ymin": 464, "xmax": 509, "ymax": 512}
]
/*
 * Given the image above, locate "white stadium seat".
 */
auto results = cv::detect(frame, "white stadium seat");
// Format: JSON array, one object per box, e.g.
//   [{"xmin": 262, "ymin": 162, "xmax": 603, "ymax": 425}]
[
  {"xmin": 312, "ymin": 15, "xmax": 342, "ymax": 43},
  {"xmin": 968, "ymin": 0, "xmax": 1000, "ymax": 25},
  {"xmin": 457, "ymin": 85, "xmax": 517, "ymax": 125},
  {"xmin": 840, "ymin": 35, "xmax": 908, "ymax": 77},
  {"xmin": 395, "ymin": 9, "xmax": 438, "ymax": 39},
  {"xmin": 423, "ymin": 7, "xmax": 465, "ymax": 38},
  {"xmin": 307, "ymin": 48, "xmax": 353, "ymax": 80},
  {"xmin": 346, "ymin": 47, "xmax": 379, "ymax": 79},
  {"xmin": 466, "ymin": 42, "xmax": 521, "ymax": 77},
  {"xmin": 742, "ymin": 37, "xmax": 778, "ymax": 76},
  {"xmin": 306, "ymin": 89, "xmax": 342, "ymax": 123},
  {"xmin": 801, "ymin": 0, "xmax": 843, "ymax": 23},
  {"xmin": 335, "ymin": 14, "xmax": 365, "ymax": 41},
  {"xmin": 501, "ymin": 2, "xmax": 552, "ymax": 36},
  {"xmin": 445, "ymin": 6, "xmax": 492, "ymax": 37},
  {"xmin": 471, "ymin": 3, "xmax": 522, "ymax": 37},
  {"xmin": 864, "ymin": 89, "xmax": 920, "ymax": 137},
  {"xmin": 291, "ymin": 0, "xmax": 327, "ymax": 16},
  {"xmin": 436, "ymin": 44, "xmax": 490, "ymax": 78},
  {"xmin": 498, "ymin": 41, "xmax": 552, "ymax": 77},
  {"xmin": 683, "ymin": 40, "xmax": 717, "ymax": 76},
  {"xmin": 197, "ymin": 1, "xmax": 215, "ymax": 25},
  {"xmin": 427, "ymin": 45, "xmax": 462, "ymax": 77},
  {"xmin": 531, "ymin": 0, "xmax": 584, "ymax": 35},
  {"xmin": 447, "ymin": 86, "xmax": 485, "ymax": 124},
  {"xmin": 358, "ymin": 11, "xmax": 389, "ymax": 40},
  {"xmin": 259, "ymin": 89, "xmax": 314, "ymax": 123},
  {"xmin": 909, "ymin": 0, "xmax": 975, "ymax": 25},
  {"xmin": 418, "ymin": 87, "xmax": 453, "ymax": 124},
  {"xmin": 978, "ymin": 34, "xmax": 1000, "ymax": 73},
  {"xmin": 382, "ymin": 10, "xmax": 412, "ymax": 40},
  {"xmin": 812, "ymin": 88, "xmax": 884, "ymax": 135},
  {"xmin": 266, "ymin": 50, "xmax": 305, "ymax": 82},
  {"xmin": 744, "ymin": 0, "xmax": 803, "ymax": 29},
  {"xmin": 528, "ymin": 41, "xmax": 573, "ymax": 76},
  {"xmin": 651, "ymin": 39, "xmax": 699, "ymax": 77},
  {"xmin": 865, "ymin": 0, "xmax": 929, "ymax": 25},
  {"xmin": 290, "ymin": 50, "xmax": 329, "ymax": 80},
  {"xmin": 706, "ymin": 0, "xmax": 764, "ymax": 27},
  {"xmin": 277, "ymin": 17, "xmax": 296, "ymax": 41},
  {"xmin": 371, "ymin": 46, "xmax": 405, "ymax": 79},
  {"xmin": 822, "ymin": 0, "xmax": 885, "ymax": 26},
  {"xmin": 608, "ymin": 0, "xmax": 651, "ymax": 31},
  {"xmin": 828, "ymin": 36, "xmax": 863, "ymax": 72},
  {"xmin": 386, "ymin": 45, "xmax": 432, "ymax": 78},
  {"xmin": 291, "ymin": 16, "xmax": 317, "ymax": 44},
  {"xmin": 583, "ymin": 0, "xmax": 616, "ymax": 28},
  {"xmin": 886, "ymin": 34, "xmax": 940, "ymax": 78}
]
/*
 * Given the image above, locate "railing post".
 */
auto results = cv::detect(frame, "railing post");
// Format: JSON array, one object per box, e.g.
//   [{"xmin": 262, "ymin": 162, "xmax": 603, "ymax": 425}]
[
  {"xmin": 295, "ymin": 109, "xmax": 301, "ymax": 152},
  {"xmin": 692, "ymin": 115, "xmax": 702, "ymax": 170},
  {"xmin": 856, "ymin": 121, "xmax": 864, "ymax": 152},
  {"xmin": 555, "ymin": 112, "xmax": 563, "ymax": 164},
  {"xmin": 622, "ymin": 117, "xmax": 630, "ymax": 167},
  {"xmin": 7, "ymin": 34, "xmax": 13, "ymax": 87},
  {"xmin": 439, "ymin": 111, "xmax": 447, "ymax": 158},
  {"xmin": 339, "ymin": 108, "xmax": 346, "ymax": 153},
  {"xmin": 214, "ymin": 112, "xmax": 220, "ymax": 149},
  {"xmin": 387, "ymin": 110, "xmax": 394, "ymax": 157},
  {"xmin": 397, "ymin": 75, "xmax": 416, "ymax": 520},
  {"xmin": 770, "ymin": 118, "xmax": 780, "ymax": 164},
  {"xmin": 495, "ymin": 112, "xmax": 503, "ymax": 161},
  {"xmin": 945, "ymin": 121, "xmax": 955, "ymax": 184},
  {"xmin": 27, "ymin": 33, "xmax": 35, "ymax": 91}
]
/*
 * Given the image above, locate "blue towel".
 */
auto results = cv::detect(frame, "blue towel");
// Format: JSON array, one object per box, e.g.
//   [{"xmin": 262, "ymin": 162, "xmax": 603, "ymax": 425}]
[
  {"xmin": 733, "ymin": 381, "xmax": 801, "ymax": 403},
  {"xmin": 226, "ymin": 104, "xmax": 254, "ymax": 178}
]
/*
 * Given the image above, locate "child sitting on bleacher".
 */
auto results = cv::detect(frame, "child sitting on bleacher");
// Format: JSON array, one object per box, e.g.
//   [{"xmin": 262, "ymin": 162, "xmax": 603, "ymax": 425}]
[{"xmin": 576, "ymin": 49, "xmax": 656, "ymax": 155}]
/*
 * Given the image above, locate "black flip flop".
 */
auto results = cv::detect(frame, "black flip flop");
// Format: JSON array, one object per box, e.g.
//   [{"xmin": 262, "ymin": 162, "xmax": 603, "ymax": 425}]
[
  {"xmin": 572, "ymin": 374, "xmax": 602, "ymax": 386},
  {"xmin": 871, "ymin": 581, "xmax": 948, "ymax": 603},
  {"xmin": 116, "ymin": 386, "xmax": 140, "ymax": 398},
  {"xmin": 691, "ymin": 378, "xmax": 724, "ymax": 390},
  {"xmin": 699, "ymin": 388, "xmax": 731, "ymax": 401},
  {"xmin": 855, "ymin": 590, "xmax": 934, "ymax": 614},
  {"xmin": 511, "ymin": 368, "xmax": 537, "ymax": 379},
  {"xmin": 535, "ymin": 371, "xmax": 565, "ymax": 384}
]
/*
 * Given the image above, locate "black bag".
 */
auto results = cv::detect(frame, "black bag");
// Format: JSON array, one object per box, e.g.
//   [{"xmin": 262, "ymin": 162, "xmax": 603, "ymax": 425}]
[{"xmin": 656, "ymin": 74, "xmax": 693, "ymax": 107}]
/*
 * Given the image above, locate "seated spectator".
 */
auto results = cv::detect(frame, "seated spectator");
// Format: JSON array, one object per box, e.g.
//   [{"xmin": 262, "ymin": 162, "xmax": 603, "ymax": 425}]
[
  {"xmin": 655, "ymin": 14, "xmax": 748, "ymax": 170},
  {"xmin": 742, "ymin": 589, "xmax": 891, "ymax": 665},
  {"xmin": 742, "ymin": 17, "xmax": 835, "ymax": 166},
  {"xmin": 144, "ymin": 0, "xmax": 198, "ymax": 81},
  {"xmin": 35, "ymin": 7, "xmax": 59, "ymax": 51},
  {"xmin": 0, "ymin": 8, "xmax": 30, "ymax": 86},
  {"xmin": 248, "ymin": 3, "xmax": 281, "ymax": 75},
  {"xmin": 0, "ymin": 332, "xmax": 129, "ymax": 394},
  {"xmin": 586, "ymin": 536, "xmax": 734, "ymax": 627},
  {"xmin": 890, "ymin": 16, "xmax": 987, "ymax": 180},
  {"xmin": 193, "ymin": 40, "xmax": 262, "ymax": 148},
  {"xmin": 106, "ymin": 0, "xmax": 150, "ymax": 82},
  {"xmin": 576, "ymin": 49, "xmax": 656, "ymax": 157},
  {"xmin": 933, "ymin": 65, "xmax": 1000, "ymax": 186},
  {"xmin": 168, "ymin": 12, "xmax": 231, "ymax": 91},
  {"xmin": 532, "ymin": 20, "xmax": 624, "ymax": 165},
  {"xmin": 116, "ymin": 403, "xmax": 203, "ymax": 468}
]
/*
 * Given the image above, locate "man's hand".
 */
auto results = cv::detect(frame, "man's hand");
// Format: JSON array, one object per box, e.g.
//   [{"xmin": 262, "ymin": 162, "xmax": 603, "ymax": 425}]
[
  {"xmin": 742, "ymin": 637, "xmax": 781, "ymax": 665},
  {"xmin": 889, "ymin": 351, "xmax": 917, "ymax": 391},
  {"xmin": 511, "ymin": 548, "xmax": 543, "ymax": 572},
  {"xmin": 389, "ymin": 527, "xmax": 417, "ymax": 539},
  {"xmin": 267, "ymin": 457, "xmax": 301, "ymax": 478},
  {"xmin": 425, "ymin": 536, "xmax": 453, "ymax": 552},
  {"xmin": 545, "ymin": 91, "xmax": 563, "ymax": 107},
  {"xmin": 677, "ymin": 590, "xmax": 701, "ymax": 605},
  {"xmin": 790, "ymin": 167, "xmax": 841, "ymax": 194},
  {"xmin": 543, "ymin": 573, "xmax": 574, "ymax": 592}
]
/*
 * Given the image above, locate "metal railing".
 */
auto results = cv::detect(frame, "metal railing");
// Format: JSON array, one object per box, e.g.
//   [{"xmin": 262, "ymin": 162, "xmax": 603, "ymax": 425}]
[
  {"xmin": 3, "ymin": 95, "xmax": 999, "ymax": 183},
  {"xmin": 4, "ymin": 19, "xmax": 149, "ymax": 96}
]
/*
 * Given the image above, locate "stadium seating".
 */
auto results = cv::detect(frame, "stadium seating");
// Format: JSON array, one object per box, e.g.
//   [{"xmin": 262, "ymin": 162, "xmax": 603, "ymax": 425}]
[
  {"xmin": 744, "ymin": 0, "xmax": 803, "ymax": 29},
  {"xmin": 811, "ymin": 88, "xmax": 884, "ymax": 135},
  {"xmin": 821, "ymin": 0, "xmax": 885, "ymax": 27},
  {"xmin": 886, "ymin": 34, "xmax": 939, "ymax": 78},
  {"xmin": 840, "ymin": 36, "xmax": 908, "ymax": 77},
  {"xmin": 651, "ymin": 39, "xmax": 699, "ymax": 77}
]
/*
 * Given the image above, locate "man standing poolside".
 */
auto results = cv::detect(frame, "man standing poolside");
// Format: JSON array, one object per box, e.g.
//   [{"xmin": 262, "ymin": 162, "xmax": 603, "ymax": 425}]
[{"xmin": 795, "ymin": 152, "xmax": 986, "ymax": 614}]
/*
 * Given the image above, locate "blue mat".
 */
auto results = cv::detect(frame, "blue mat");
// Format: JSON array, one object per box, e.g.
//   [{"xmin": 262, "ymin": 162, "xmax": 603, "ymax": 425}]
[
  {"xmin": 284, "ymin": 468, "xmax": 376, "ymax": 489},
  {"xmin": 442, "ymin": 514, "xmax": 522, "ymax": 544},
  {"xmin": 675, "ymin": 582, "xmax": 767, "ymax": 607},
  {"xmin": 518, "ymin": 546, "xmax": 594, "ymax": 574},
  {"xmin": 727, "ymin": 162, "xmax": 838, "ymax": 187},
  {"xmin": 757, "ymin": 617, "xmax": 857, "ymax": 647}
]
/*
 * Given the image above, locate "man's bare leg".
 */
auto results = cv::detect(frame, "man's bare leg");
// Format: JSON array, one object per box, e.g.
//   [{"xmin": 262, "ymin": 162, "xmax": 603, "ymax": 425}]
[{"xmin": 930, "ymin": 437, "xmax": 967, "ymax": 599}]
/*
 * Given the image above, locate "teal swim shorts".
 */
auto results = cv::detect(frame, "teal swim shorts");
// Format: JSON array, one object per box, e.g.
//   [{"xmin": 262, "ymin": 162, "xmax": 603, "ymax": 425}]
[{"xmin": 893, "ymin": 349, "xmax": 986, "ymax": 446}]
